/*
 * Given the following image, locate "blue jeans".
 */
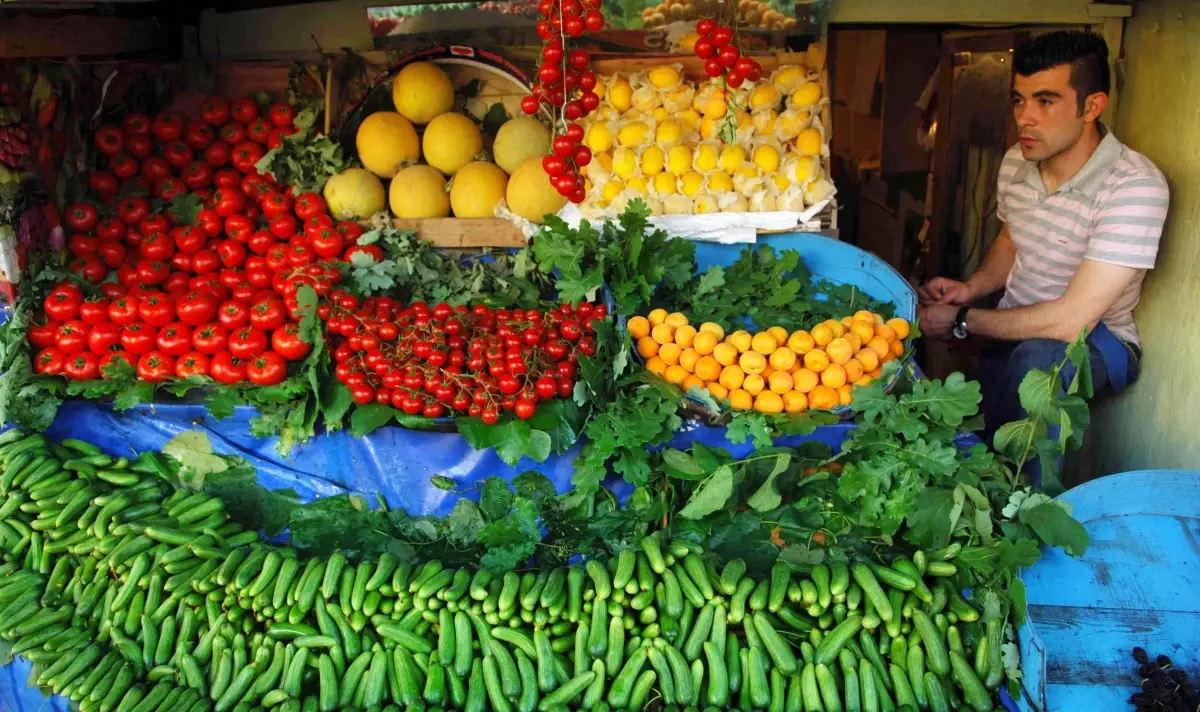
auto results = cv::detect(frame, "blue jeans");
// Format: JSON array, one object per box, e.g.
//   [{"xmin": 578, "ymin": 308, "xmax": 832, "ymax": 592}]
[{"xmin": 978, "ymin": 324, "xmax": 1140, "ymax": 448}]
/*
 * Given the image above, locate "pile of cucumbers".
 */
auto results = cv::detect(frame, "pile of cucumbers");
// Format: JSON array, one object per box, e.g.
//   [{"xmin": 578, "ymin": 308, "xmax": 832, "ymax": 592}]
[{"xmin": 0, "ymin": 428, "xmax": 1008, "ymax": 712}]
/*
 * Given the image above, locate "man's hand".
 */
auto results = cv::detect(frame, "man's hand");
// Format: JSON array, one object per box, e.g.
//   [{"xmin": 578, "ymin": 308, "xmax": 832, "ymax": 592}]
[
  {"xmin": 917, "ymin": 277, "xmax": 973, "ymax": 306},
  {"xmin": 917, "ymin": 303, "xmax": 960, "ymax": 340}
]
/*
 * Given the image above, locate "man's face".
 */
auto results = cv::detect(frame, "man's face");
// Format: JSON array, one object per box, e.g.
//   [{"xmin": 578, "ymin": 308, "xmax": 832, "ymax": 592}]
[{"xmin": 1012, "ymin": 64, "xmax": 1085, "ymax": 161}]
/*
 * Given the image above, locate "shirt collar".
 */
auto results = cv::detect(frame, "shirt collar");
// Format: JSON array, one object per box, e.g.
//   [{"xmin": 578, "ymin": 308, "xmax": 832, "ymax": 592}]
[{"xmin": 1013, "ymin": 124, "xmax": 1122, "ymax": 198}]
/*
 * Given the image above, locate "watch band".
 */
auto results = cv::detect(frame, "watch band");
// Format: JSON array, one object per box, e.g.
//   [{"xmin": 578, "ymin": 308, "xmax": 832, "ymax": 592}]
[{"xmin": 953, "ymin": 306, "xmax": 970, "ymax": 340}]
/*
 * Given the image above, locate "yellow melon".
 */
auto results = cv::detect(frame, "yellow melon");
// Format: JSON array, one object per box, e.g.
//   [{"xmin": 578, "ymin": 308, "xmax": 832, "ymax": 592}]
[
  {"xmin": 422, "ymin": 113, "xmax": 483, "ymax": 175},
  {"xmin": 450, "ymin": 161, "xmax": 508, "ymax": 218},
  {"xmin": 506, "ymin": 157, "xmax": 567, "ymax": 223},
  {"xmin": 391, "ymin": 62, "xmax": 455, "ymax": 124},
  {"xmin": 493, "ymin": 117, "xmax": 552, "ymax": 175},
  {"xmin": 389, "ymin": 165, "xmax": 450, "ymax": 219},
  {"xmin": 356, "ymin": 112, "xmax": 419, "ymax": 179}
]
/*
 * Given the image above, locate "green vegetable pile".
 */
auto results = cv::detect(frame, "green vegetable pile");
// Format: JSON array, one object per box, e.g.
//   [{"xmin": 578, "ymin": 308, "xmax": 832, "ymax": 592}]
[{"xmin": 0, "ymin": 427, "xmax": 1010, "ymax": 711}]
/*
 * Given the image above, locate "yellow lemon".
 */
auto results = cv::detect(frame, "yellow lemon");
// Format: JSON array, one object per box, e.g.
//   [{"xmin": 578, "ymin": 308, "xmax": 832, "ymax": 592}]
[
  {"xmin": 656, "ymin": 120, "xmax": 683, "ymax": 144},
  {"xmin": 752, "ymin": 144, "xmax": 781, "ymax": 173},
  {"xmin": 612, "ymin": 147, "xmax": 638, "ymax": 179},
  {"xmin": 667, "ymin": 146, "xmax": 693, "ymax": 176},
  {"xmin": 719, "ymin": 364, "xmax": 745, "ymax": 390},
  {"xmin": 753, "ymin": 109, "xmax": 779, "ymax": 135},
  {"xmin": 658, "ymin": 342, "xmax": 682, "ymax": 366},
  {"xmin": 708, "ymin": 171, "xmax": 734, "ymax": 192},
  {"xmin": 586, "ymin": 123, "xmax": 614, "ymax": 153},
  {"xmin": 719, "ymin": 145, "xmax": 746, "ymax": 173},
  {"xmin": 694, "ymin": 195, "xmax": 718, "ymax": 214},
  {"xmin": 651, "ymin": 107, "xmax": 670, "ymax": 123},
  {"xmin": 793, "ymin": 368, "xmax": 818, "ymax": 393},
  {"xmin": 641, "ymin": 146, "xmax": 666, "ymax": 176},
  {"xmin": 713, "ymin": 342, "xmax": 739, "ymax": 367},
  {"xmin": 739, "ymin": 351, "xmax": 767, "ymax": 376},
  {"xmin": 678, "ymin": 109, "xmax": 701, "ymax": 131},
  {"xmin": 618, "ymin": 122, "xmax": 650, "ymax": 147},
  {"xmin": 788, "ymin": 330, "xmax": 815, "ymax": 354},
  {"xmin": 601, "ymin": 180, "xmax": 625, "ymax": 204},
  {"xmin": 609, "ymin": 78, "xmax": 633, "ymax": 111},
  {"xmin": 699, "ymin": 117, "xmax": 719, "ymax": 140},
  {"xmin": 626, "ymin": 176, "xmax": 648, "ymax": 195},
  {"xmin": 769, "ymin": 347, "xmax": 797, "ymax": 372},
  {"xmin": 700, "ymin": 322, "xmax": 726, "ymax": 340},
  {"xmin": 727, "ymin": 330, "xmax": 752, "ymax": 353},
  {"xmin": 778, "ymin": 108, "xmax": 811, "ymax": 139},
  {"xmin": 794, "ymin": 155, "xmax": 818, "ymax": 183},
  {"xmin": 743, "ymin": 374, "xmax": 765, "ymax": 396},
  {"xmin": 648, "ymin": 308, "xmax": 668, "ymax": 326},
  {"xmin": 773, "ymin": 65, "xmax": 807, "ymax": 91},
  {"xmin": 750, "ymin": 84, "xmax": 782, "ymax": 109},
  {"xmin": 649, "ymin": 65, "xmax": 682, "ymax": 88},
  {"xmin": 783, "ymin": 390, "xmax": 808, "ymax": 414},
  {"xmin": 695, "ymin": 144, "xmax": 719, "ymax": 171},
  {"xmin": 791, "ymin": 81, "xmax": 823, "ymax": 107},
  {"xmin": 680, "ymin": 171, "xmax": 705, "ymax": 197},
  {"xmin": 772, "ymin": 173, "xmax": 791, "ymax": 192},
  {"xmin": 653, "ymin": 172, "xmax": 677, "ymax": 195},
  {"xmin": 703, "ymin": 96, "xmax": 727, "ymax": 119}
]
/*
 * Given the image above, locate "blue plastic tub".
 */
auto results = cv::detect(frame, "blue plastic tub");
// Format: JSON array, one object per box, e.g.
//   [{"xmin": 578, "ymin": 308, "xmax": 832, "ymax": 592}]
[{"xmin": 1016, "ymin": 469, "xmax": 1200, "ymax": 711}]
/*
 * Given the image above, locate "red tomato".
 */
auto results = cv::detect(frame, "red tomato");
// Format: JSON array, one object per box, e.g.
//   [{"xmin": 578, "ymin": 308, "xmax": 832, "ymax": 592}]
[
  {"xmin": 78, "ymin": 298, "xmax": 110, "ymax": 325},
  {"xmin": 286, "ymin": 242, "xmax": 315, "ymax": 268},
  {"xmin": 99, "ymin": 351, "xmax": 135, "ymax": 376},
  {"xmin": 204, "ymin": 142, "xmax": 231, "ymax": 168},
  {"xmin": 336, "ymin": 221, "xmax": 364, "ymax": 241},
  {"xmin": 87, "ymin": 322, "xmax": 122, "ymax": 355},
  {"xmin": 44, "ymin": 290, "xmax": 82, "ymax": 322},
  {"xmin": 136, "ymin": 351, "xmax": 175, "ymax": 382},
  {"xmin": 55, "ymin": 321, "xmax": 90, "ymax": 354},
  {"xmin": 117, "ymin": 196, "xmax": 151, "ymax": 226},
  {"xmin": 192, "ymin": 209, "xmax": 222, "ymax": 239},
  {"xmin": 163, "ymin": 141, "xmax": 195, "ymax": 169},
  {"xmin": 268, "ymin": 214, "xmax": 298, "ymax": 239},
  {"xmin": 294, "ymin": 193, "xmax": 327, "ymax": 221},
  {"xmin": 120, "ymin": 135, "xmax": 150, "ymax": 161},
  {"xmin": 246, "ymin": 118, "xmax": 272, "ymax": 145},
  {"xmin": 140, "ymin": 156, "xmax": 172, "ymax": 184},
  {"xmin": 88, "ymin": 171, "xmax": 120, "ymax": 199},
  {"xmin": 120, "ymin": 323, "xmax": 158, "ymax": 355},
  {"xmin": 93, "ymin": 218, "xmax": 124, "ymax": 243},
  {"xmin": 229, "ymin": 327, "xmax": 268, "ymax": 359},
  {"xmin": 172, "ymin": 226, "xmax": 206, "ymax": 255},
  {"xmin": 184, "ymin": 122, "xmax": 215, "ymax": 151},
  {"xmin": 181, "ymin": 161, "xmax": 213, "ymax": 190},
  {"xmin": 176, "ymin": 291, "xmax": 219, "ymax": 325},
  {"xmin": 212, "ymin": 188, "xmax": 246, "ymax": 218},
  {"xmin": 213, "ymin": 169, "xmax": 241, "ymax": 190},
  {"xmin": 154, "ymin": 177, "xmax": 187, "ymax": 202},
  {"xmin": 311, "ymin": 229, "xmax": 344, "ymax": 259},
  {"xmin": 63, "ymin": 352, "xmax": 101, "ymax": 381},
  {"xmin": 265, "ymin": 127, "xmax": 290, "ymax": 150},
  {"xmin": 191, "ymin": 249, "xmax": 220, "ymax": 275},
  {"xmin": 271, "ymin": 324, "xmax": 311, "ymax": 361},
  {"xmin": 230, "ymin": 99, "xmax": 259, "ymax": 124},
  {"xmin": 192, "ymin": 324, "xmax": 228, "ymax": 354},
  {"xmin": 164, "ymin": 272, "xmax": 191, "ymax": 296},
  {"xmin": 70, "ymin": 259, "xmax": 108, "ymax": 284},
  {"xmin": 65, "ymin": 203, "xmax": 100, "ymax": 233},
  {"xmin": 175, "ymin": 351, "xmax": 210, "ymax": 379},
  {"xmin": 268, "ymin": 102, "xmax": 297, "ymax": 128},
  {"xmin": 137, "ymin": 293, "xmax": 175, "ymax": 327},
  {"xmin": 265, "ymin": 245, "xmax": 289, "ymax": 273},
  {"xmin": 137, "ymin": 260, "xmax": 170, "ymax": 286},
  {"xmin": 210, "ymin": 352, "xmax": 247, "ymax": 384},
  {"xmin": 217, "ymin": 300, "xmax": 249, "ymax": 330},
  {"xmin": 29, "ymin": 321, "xmax": 61, "ymax": 349},
  {"xmin": 248, "ymin": 230, "xmax": 277, "ymax": 256},
  {"xmin": 122, "ymin": 113, "xmax": 152, "ymax": 137},
  {"xmin": 240, "ymin": 173, "xmax": 268, "ymax": 198},
  {"xmin": 224, "ymin": 215, "xmax": 254, "ymax": 242},
  {"xmin": 249, "ymin": 298, "xmax": 286, "ymax": 330},
  {"xmin": 109, "ymin": 153, "xmax": 139, "ymax": 181},
  {"xmin": 151, "ymin": 112, "xmax": 185, "ymax": 143},
  {"xmin": 247, "ymin": 266, "xmax": 274, "ymax": 289},
  {"xmin": 230, "ymin": 142, "xmax": 265, "ymax": 174},
  {"xmin": 34, "ymin": 347, "xmax": 66, "ymax": 375},
  {"xmin": 260, "ymin": 191, "xmax": 292, "ymax": 219},
  {"xmin": 246, "ymin": 351, "xmax": 287, "ymax": 385},
  {"xmin": 156, "ymin": 322, "xmax": 194, "ymax": 356},
  {"xmin": 138, "ymin": 232, "xmax": 174, "ymax": 261},
  {"xmin": 219, "ymin": 122, "xmax": 247, "ymax": 145},
  {"xmin": 68, "ymin": 234, "xmax": 99, "ymax": 261},
  {"xmin": 200, "ymin": 97, "xmax": 230, "ymax": 127},
  {"xmin": 216, "ymin": 239, "xmax": 247, "ymax": 269},
  {"xmin": 141, "ymin": 214, "xmax": 170, "ymax": 236},
  {"xmin": 94, "ymin": 125, "xmax": 124, "ymax": 155},
  {"xmin": 344, "ymin": 244, "xmax": 384, "ymax": 263}
]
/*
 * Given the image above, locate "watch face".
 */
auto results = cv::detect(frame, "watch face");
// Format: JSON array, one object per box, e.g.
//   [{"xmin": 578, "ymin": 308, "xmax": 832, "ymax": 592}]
[{"xmin": 953, "ymin": 324, "xmax": 968, "ymax": 340}]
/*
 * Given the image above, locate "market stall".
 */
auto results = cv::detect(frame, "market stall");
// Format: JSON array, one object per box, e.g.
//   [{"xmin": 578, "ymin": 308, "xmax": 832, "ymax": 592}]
[{"xmin": 0, "ymin": 1, "xmax": 1187, "ymax": 711}]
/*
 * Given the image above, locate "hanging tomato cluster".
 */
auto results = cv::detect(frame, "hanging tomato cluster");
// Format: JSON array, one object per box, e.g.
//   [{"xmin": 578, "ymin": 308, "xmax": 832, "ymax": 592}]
[
  {"xmin": 518, "ymin": 0, "xmax": 605, "ymax": 204},
  {"xmin": 692, "ymin": 18, "xmax": 764, "ymax": 88}
]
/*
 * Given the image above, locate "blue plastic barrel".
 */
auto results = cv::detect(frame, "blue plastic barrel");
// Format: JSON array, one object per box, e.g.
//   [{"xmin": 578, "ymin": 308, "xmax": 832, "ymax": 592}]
[{"xmin": 1016, "ymin": 470, "xmax": 1200, "ymax": 711}]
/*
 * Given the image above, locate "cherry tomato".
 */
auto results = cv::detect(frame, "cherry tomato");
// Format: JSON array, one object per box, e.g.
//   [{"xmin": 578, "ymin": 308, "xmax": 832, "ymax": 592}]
[
  {"xmin": 122, "ymin": 113, "xmax": 152, "ymax": 136},
  {"xmin": 94, "ymin": 126, "xmax": 124, "ymax": 155}
]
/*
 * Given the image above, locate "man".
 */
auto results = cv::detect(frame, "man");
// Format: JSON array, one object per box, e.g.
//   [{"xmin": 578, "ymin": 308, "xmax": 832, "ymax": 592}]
[{"xmin": 918, "ymin": 30, "xmax": 1169, "ymax": 438}]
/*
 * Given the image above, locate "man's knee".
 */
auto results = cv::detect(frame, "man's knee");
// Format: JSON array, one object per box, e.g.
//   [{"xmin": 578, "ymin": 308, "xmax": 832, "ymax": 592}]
[{"xmin": 1006, "ymin": 339, "xmax": 1069, "ymax": 374}]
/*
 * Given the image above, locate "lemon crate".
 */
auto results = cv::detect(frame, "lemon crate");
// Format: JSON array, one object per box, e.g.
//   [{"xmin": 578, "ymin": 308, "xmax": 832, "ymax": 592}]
[{"xmin": 628, "ymin": 232, "xmax": 917, "ymax": 421}]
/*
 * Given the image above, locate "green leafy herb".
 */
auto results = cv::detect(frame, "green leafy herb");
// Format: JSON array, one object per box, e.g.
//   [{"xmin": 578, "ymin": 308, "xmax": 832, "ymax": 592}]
[{"xmin": 254, "ymin": 116, "xmax": 349, "ymax": 194}]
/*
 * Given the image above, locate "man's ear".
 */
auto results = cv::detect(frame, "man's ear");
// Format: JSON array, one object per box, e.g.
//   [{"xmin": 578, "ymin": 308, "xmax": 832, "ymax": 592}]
[{"xmin": 1083, "ymin": 92, "xmax": 1109, "ymax": 122}]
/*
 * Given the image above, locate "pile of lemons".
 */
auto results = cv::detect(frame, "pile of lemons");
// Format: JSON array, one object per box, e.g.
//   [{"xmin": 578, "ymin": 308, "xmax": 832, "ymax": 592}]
[
  {"xmin": 628, "ymin": 309, "xmax": 911, "ymax": 414},
  {"xmin": 576, "ymin": 63, "xmax": 835, "ymax": 218},
  {"xmin": 640, "ymin": 0, "xmax": 798, "ymax": 31}
]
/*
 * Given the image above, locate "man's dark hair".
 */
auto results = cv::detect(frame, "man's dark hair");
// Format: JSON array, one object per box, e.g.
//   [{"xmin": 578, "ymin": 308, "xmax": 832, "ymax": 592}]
[{"xmin": 1014, "ymin": 31, "xmax": 1111, "ymax": 114}]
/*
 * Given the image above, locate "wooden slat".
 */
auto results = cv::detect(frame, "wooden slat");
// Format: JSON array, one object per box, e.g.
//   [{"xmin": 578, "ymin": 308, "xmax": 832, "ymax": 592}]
[
  {"xmin": 391, "ymin": 218, "xmax": 527, "ymax": 247},
  {"xmin": 828, "ymin": 0, "xmax": 1096, "ymax": 24},
  {"xmin": 0, "ymin": 14, "xmax": 167, "ymax": 57}
]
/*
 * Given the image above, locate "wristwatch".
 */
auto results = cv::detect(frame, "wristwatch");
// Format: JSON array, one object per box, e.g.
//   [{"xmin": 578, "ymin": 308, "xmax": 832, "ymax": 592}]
[{"xmin": 952, "ymin": 307, "xmax": 970, "ymax": 340}]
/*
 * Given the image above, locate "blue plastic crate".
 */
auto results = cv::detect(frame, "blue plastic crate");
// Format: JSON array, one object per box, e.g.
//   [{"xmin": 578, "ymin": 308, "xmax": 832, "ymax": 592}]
[{"xmin": 1016, "ymin": 469, "xmax": 1200, "ymax": 711}]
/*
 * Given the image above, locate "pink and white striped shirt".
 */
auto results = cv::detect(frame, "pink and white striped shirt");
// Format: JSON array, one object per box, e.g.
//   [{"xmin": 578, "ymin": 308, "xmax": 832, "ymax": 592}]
[{"xmin": 996, "ymin": 129, "xmax": 1169, "ymax": 346}]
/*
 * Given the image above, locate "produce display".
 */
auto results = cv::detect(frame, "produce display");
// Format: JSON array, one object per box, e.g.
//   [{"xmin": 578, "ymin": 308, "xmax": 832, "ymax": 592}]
[
  {"xmin": 575, "ymin": 59, "xmax": 833, "ymax": 218},
  {"xmin": 353, "ymin": 60, "xmax": 567, "ymax": 224},
  {"xmin": 0, "ymin": 428, "xmax": 1008, "ymax": 712},
  {"xmin": 628, "ymin": 308, "xmax": 909, "ymax": 413},
  {"xmin": 638, "ymin": 0, "xmax": 797, "ymax": 31}
]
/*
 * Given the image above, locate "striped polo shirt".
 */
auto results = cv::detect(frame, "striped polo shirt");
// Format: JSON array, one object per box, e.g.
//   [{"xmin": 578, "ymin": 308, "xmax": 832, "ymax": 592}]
[{"xmin": 996, "ymin": 127, "xmax": 1169, "ymax": 346}]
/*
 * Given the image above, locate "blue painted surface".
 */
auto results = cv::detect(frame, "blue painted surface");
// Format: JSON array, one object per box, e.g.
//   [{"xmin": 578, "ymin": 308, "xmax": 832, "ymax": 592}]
[{"xmin": 1017, "ymin": 469, "xmax": 1200, "ymax": 712}]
